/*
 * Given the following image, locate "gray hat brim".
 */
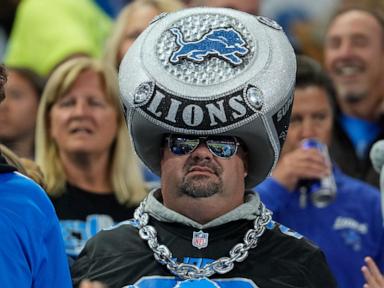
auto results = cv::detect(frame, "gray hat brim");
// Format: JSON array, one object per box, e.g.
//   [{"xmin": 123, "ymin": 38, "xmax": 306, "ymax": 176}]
[{"xmin": 129, "ymin": 108, "xmax": 279, "ymax": 188}]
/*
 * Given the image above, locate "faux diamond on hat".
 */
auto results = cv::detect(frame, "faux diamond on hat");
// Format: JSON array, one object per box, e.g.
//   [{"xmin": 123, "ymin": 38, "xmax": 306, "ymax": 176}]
[{"xmin": 156, "ymin": 13, "xmax": 256, "ymax": 86}]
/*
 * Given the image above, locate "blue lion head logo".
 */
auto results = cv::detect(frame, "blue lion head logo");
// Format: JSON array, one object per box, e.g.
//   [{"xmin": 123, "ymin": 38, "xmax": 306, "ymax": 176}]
[
  {"xmin": 175, "ymin": 278, "xmax": 220, "ymax": 288},
  {"xmin": 169, "ymin": 27, "xmax": 249, "ymax": 66}
]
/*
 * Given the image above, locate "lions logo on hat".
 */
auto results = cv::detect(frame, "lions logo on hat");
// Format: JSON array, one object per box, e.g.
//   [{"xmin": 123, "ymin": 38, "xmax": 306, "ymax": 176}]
[{"xmin": 169, "ymin": 27, "xmax": 249, "ymax": 66}]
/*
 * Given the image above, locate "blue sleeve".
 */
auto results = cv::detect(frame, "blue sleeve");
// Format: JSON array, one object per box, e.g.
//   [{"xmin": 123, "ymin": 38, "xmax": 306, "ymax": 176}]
[
  {"xmin": 372, "ymin": 195, "xmax": 384, "ymax": 273},
  {"xmin": 375, "ymin": 233, "xmax": 384, "ymax": 273},
  {"xmin": 254, "ymin": 177, "xmax": 293, "ymax": 213},
  {"xmin": 0, "ymin": 212, "xmax": 72, "ymax": 288},
  {"xmin": 0, "ymin": 214, "xmax": 33, "ymax": 287},
  {"xmin": 28, "ymin": 181, "xmax": 72, "ymax": 288},
  {"xmin": 34, "ymin": 214, "xmax": 72, "ymax": 288},
  {"xmin": 0, "ymin": 174, "xmax": 72, "ymax": 288}
]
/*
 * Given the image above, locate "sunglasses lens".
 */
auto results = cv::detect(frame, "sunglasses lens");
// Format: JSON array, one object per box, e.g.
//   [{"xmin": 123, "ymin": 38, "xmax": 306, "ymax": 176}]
[
  {"xmin": 168, "ymin": 135, "xmax": 238, "ymax": 158},
  {"xmin": 169, "ymin": 136, "xmax": 200, "ymax": 155},
  {"xmin": 207, "ymin": 137, "xmax": 237, "ymax": 158}
]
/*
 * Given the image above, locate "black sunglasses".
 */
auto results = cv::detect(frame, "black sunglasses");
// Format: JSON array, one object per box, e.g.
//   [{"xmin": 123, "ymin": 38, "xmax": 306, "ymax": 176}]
[{"xmin": 166, "ymin": 134, "xmax": 240, "ymax": 159}]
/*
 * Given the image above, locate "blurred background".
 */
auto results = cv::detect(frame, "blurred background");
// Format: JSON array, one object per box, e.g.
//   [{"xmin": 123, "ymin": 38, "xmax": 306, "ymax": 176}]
[{"xmin": 1, "ymin": 0, "xmax": 383, "ymax": 65}]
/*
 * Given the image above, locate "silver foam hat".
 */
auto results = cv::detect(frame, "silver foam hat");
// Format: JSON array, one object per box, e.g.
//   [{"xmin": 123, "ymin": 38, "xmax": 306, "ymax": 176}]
[{"xmin": 119, "ymin": 7, "xmax": 296, "ymax": 188}]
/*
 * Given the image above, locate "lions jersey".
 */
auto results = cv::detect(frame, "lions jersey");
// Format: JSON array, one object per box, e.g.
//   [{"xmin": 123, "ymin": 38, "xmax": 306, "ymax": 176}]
[{"xmin": 72, "ymin": 217, "xmax": 336, "ymax": 287}]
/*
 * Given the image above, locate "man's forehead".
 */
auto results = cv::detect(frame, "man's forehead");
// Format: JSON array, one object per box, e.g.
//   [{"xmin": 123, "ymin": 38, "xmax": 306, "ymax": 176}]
[
  {"xmin": 328, "ymin": 10, "xmax": 382, "ymax": 36},
  {"xmin": 292, "ymin": 87, "xmax": 332, "ymax": 111}
]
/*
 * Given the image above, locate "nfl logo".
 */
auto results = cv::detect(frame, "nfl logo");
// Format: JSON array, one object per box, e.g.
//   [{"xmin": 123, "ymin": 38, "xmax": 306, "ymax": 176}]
[{"xmin": 192, "ymin": 230, "xmax": 209, "ymax": 249}]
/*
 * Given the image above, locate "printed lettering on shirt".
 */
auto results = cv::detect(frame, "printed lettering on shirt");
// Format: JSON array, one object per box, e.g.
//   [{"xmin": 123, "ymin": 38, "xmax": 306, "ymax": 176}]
[
  {"xmin": 266, "ymin": 220, "xmax": 303, "ymax": 239},
  {"xmin": 333, "ymin": 217, "xmax": 368, "ymax": 234},
  {"xmin": 122, "ymin": 276, "xmax": 259, "ymax": 288},
  {"xmin": 180, "ymin": 257, "xmax": 214, "ymax": 268},
  {"xmin": 60, "ymin": 214, "xmax": 114, "ymax": 257},
  {"xmin": 333, "ymin": 216, "xmax": 368, "ymax": 251}
]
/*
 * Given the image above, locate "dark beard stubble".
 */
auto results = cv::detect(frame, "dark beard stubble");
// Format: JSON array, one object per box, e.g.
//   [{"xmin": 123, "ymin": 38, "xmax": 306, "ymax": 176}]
[{"xmin": 178, "ymin": 159, "xmax": 223, "ymax": 198}]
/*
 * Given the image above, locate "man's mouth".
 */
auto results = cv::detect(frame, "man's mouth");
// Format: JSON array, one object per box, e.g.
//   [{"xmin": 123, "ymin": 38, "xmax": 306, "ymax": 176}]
[
  {"xmin": 70, "ymin": 127, "xmax": 93, "ymax": 134},
  {"xmin": 189, "ymin": 165, "xmax": 215, "ymax": 174},
  {"xmin": 334, "ymin": 62, "xmax": 364, "ymax": 77}
]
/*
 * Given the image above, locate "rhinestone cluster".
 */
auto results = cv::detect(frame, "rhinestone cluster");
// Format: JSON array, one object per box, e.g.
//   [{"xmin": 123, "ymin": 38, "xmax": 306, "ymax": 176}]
[
  {"xmin": 245, "ymin": 86, "xmax": 264, "ymax": 110},
  {"xmin": 133, "ymin": 81, "xmax": 155, "ymax": 105},
  {"xmin": 156, "ymin": 13, "xmax": 255, "ymax": 86}
]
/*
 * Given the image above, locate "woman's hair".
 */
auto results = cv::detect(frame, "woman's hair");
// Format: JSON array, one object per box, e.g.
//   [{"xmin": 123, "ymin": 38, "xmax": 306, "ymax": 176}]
[
  {"xmin": 0, "ymin": 144, "xmax": 27, "ymax": 174},
  {"xmin": 35, "ymin": 57, "xmax": 147, "ymax": 205},
  {"xmin": 0, "ymin": 144, "xmax": 47, "ymax": 189},
  {"xmin": 7, "ymin": 66, "xmax": 46, "ymax": 98},
  {"xmin": 104, "ymin": 0, "xmax": 184, "ymax": 69}
]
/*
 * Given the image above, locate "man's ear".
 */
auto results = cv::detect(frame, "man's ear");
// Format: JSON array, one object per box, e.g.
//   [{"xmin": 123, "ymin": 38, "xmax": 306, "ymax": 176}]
[
  {"xmin": 240, "ymin": 149, "xmax": 248, "ymax": 177},
  {"xmin": 0, "ymin": 89, "xmax": 4, "ymax": 103},
  {"xmin": 159, "ymin": 144, "xmax": 166, "ymax": 176},
  {"xmin": 159, "ymin": 149, "xmax": 164, "ymax": 167},
  {"xmin": 243, "ymin": 160, "xmax": 248, "ymax": 178}
]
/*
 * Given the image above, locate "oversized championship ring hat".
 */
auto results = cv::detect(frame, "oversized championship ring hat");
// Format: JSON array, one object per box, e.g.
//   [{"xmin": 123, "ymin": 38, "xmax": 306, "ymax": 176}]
[{"xmin": 119, "ymin": 7, "xmax": 296, "ymax": 188}]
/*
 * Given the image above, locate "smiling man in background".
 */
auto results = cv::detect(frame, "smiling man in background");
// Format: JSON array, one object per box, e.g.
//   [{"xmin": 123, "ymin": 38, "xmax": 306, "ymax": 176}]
[{"xmin": 324, "ymin": 7, "xmax": 384, "ymax": 187}]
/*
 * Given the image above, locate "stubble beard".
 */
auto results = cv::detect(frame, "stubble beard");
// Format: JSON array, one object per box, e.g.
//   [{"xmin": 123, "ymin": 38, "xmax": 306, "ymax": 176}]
[
  {"xmin": 178, "ymin": 159, "xmax": 223, "ymax": 198},
  {"xmin": 179, "ymin": 174, "xmax": 223, "ymax": 198},
  {"xmin": 343, "ymin": 92, "xmax": 366, "ymax": 104},
  {"xmin": 337, "ymin": 85, "xmax": 367, "ymax": 104}
]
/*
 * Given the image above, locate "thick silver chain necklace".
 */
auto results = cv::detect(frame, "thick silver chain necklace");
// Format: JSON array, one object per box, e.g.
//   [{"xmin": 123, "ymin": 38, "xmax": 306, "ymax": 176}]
[{"xmin": 133, "ymin": 198, "xmax": 272, "ymax": 280}]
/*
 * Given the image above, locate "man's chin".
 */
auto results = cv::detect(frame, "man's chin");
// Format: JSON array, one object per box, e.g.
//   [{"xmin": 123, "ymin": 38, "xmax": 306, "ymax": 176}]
[
  {"xmin": 338, "ymin": 88, "xmax": 367, "ymax": 103},
  {"xmin": 180, "ymin": 175, "xmax": 222, "ymax": 198}
]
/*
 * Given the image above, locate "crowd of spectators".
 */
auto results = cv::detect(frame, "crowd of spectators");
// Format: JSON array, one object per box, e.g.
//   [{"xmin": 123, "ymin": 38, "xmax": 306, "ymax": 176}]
[{"xmin": 0, "ymin": 0, "xmax": 384, "ymax": 287}]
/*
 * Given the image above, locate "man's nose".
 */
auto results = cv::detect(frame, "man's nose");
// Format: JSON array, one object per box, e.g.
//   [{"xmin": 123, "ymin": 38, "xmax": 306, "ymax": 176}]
[
  {"xmin": 190, "ymin": 142, "xmax": 213, "ymax": 160},
  {"xmin": 301, "ymin": 119, "xmax": 317, "ymax": 139},
  {"xmin": 335, "ymin": 40, "xmax": 355, "ymax": 59}
]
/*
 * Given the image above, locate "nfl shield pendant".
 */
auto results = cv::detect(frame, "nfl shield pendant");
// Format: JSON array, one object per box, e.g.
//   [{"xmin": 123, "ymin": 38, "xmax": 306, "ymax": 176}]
[{"xmin": 192, "ymin": 230, "xmax": 209, "ymax": 249}]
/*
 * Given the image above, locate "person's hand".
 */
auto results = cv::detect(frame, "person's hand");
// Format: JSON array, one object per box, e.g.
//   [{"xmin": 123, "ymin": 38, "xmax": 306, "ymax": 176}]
[
  {"xmin": 272, "ymin": 148, "xmax": 330, "ymax": 191},
  {"xmin": 362, "ymin": 257, "xmax": 384, "ymax": 288},
  {"xmin": 79, "ymin": 280, "xmax": 107, "ymax": 288}
]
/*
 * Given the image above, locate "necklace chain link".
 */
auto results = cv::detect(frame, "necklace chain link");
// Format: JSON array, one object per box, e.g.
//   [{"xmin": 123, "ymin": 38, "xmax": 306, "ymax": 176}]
[{"xmin": 133, "ymin": 198, "xmax": 272, "ymax": 280}]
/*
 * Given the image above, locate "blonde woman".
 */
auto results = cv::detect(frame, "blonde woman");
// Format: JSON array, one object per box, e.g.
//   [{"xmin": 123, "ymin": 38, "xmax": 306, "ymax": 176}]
[
  {"xmin": 104, "ymin": 0, "xmax": 184, "ymax": 69},
  {"xmin": 35, "ymin": 57, "xmax": 147, "ymax": 258}
]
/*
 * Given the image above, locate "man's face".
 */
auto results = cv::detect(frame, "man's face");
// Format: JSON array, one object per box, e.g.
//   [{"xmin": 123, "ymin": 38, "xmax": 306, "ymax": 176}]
[
  {"xmin": 324, "ymin": 10, "xmax": 384, "ymax": 103},
  {"xmin": 160, "ymin": 134, "xmax": 247, "ymax": 208},
  {"xmin": 202, "ymin": 0, "xmax": 259, "ymax": 15},
  {"xmin": 282, "ymin": 86, "xmax": 333, "ymax": 154},
  {"xmin": 0, "ymin": 70, "xmax": 39, "ymax": 143}
]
